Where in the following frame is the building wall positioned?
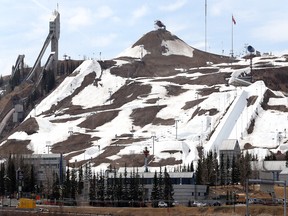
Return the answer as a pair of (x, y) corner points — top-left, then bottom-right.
(143, 184), (207, 206)
(22, 154), (66, 187)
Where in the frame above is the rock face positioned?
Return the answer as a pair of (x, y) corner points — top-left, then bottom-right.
(0, 28), (288, 172)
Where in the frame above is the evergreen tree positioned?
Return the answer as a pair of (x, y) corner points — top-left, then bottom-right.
(6, 154), (16, 195)
(89, 173), (96, 206)
(226, 156), (230, 185)
(231, 155), (240, 185)
(150, 171), (159, 207)
(70, 166), (77, 199)
(213, 151), (219, 186)
(51, 172), (60, 200)
(122, 165), (129, 206)
(115, 173), (123, 207)
(29, 165), (36, 193)
(158, 167), (163, 200)
(0, 163), (5, 196)
(206, 151), (213, 184)
(78, 165), (83, 195)
(97, 172), (105, 206)
(220, 153), (225, 186)
(163, 167), (174, 206)
(201, 156), (208, 184)
(191, 161), (194, 172)
(63, 167), (71, 198)
(239, 152), (252, 187)
(195, 158), (203, 184)
(0, 75), (3, 87)
(129, 169), (137, 207)
(285, 151), (288, 167)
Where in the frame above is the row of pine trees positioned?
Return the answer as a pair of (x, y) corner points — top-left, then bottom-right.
(0, 156), (174, 207)
(195, 150), (253, 187)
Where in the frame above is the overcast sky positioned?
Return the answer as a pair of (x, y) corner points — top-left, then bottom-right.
(1, 0), (288, 76)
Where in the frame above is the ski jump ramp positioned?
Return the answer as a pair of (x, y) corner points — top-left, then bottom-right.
(205, 81), (267, 152)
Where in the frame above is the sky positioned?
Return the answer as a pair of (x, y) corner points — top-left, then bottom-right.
(1, 0), (288, 76)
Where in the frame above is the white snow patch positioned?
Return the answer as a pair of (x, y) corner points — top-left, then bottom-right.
(161, 39), (193, 57)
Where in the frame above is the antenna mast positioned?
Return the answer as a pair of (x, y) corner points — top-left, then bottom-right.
(205, 0), (207, 52)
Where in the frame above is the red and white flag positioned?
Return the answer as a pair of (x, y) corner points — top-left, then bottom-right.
(232, 15), (236, 25)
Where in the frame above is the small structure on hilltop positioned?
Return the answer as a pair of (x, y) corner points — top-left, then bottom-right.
(154, 20), (166, 30)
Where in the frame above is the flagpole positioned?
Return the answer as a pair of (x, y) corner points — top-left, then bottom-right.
(231, 14), (234, 58)
(205, 0), (207, 52)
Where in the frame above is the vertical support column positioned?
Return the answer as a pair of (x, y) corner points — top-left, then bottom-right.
(285, 180), (287, 216)
(50, 10), (60, 76)
(246, 179), (249, 216)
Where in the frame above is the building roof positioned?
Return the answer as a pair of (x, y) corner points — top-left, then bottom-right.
(252, 160), (286, 171)
(219, 139), (240, 151)
(280, 167), (288, 175)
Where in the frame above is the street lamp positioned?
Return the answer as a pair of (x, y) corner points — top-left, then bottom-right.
(151, 132), (156, 155)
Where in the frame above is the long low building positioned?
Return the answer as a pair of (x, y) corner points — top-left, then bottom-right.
(107, 169), (207, 206)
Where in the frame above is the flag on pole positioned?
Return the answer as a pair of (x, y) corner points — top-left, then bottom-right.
(232, 15), (236, 25)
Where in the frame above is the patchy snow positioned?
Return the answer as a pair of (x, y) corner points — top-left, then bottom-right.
(161, 39), (194, 57)
(5, 46), (288, 172)
(116, 45), (149, 59)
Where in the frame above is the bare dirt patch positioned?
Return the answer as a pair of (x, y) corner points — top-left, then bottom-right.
(78, 110), (120, 129)
(130, 105), (166, 127)
(149, 157), (182, 167)
(152, 117), (175, 126)
(198, 86), (220, 96)
(14, 117), (39, 135)
(198, 108), (219, 116)
(52, 133), (93, 154)
(252, 66), (288, 93)
(247, 95), (258, 107)
(111, 81), (152, 107)
(92, 145), (126, 167)
(261, 89), (288, 112)
(182, 98), (206, 110)
(165, 85), (187, 97)
(0, 139), (32, 156)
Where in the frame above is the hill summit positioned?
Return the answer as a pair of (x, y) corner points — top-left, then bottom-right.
(113, 30), (231, 78)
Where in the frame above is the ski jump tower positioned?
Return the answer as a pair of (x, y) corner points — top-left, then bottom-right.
(25, 10), (60, 82)
(50, 10), (60, 73)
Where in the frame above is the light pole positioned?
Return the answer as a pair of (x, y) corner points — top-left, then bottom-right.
(68, 127), (73, 136)
(46, 141), (51, 154)
(151, 132), (156, 155)
(233, 191), (236, 212)
(175, 118), (180, 140)
(108, 88), (112, 104)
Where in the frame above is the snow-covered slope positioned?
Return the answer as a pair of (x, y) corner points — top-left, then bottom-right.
(1, 30), (288, 172)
